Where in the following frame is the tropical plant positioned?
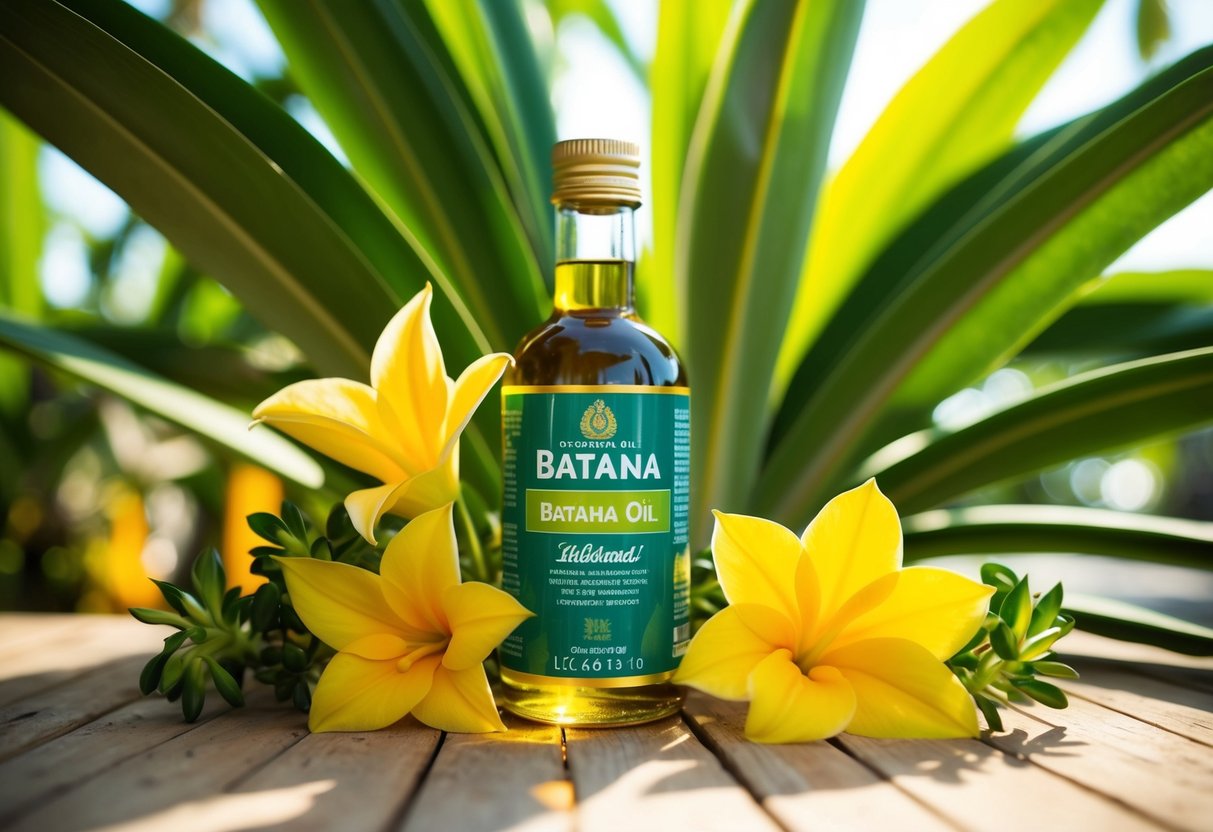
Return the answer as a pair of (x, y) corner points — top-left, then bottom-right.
(1, 0), (1211, 652)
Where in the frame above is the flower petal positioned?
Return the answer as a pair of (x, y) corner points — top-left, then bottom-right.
(378, 503), (461, 634)
(411, 663), (506, 733)
(744, 650), (856, 744)
(441, 581), (534, 671)
(371, 285), (448, 468)
(343, 633), (410, 661)
(822, 637), (979, 739)
(252, 378), (404, 482)
(344, 482), (406, 547)
(711, 511), (803, 623)
(388, 454), (461, 518)
(308, 652), (438, 733)
(440, 352), (513, 455)
(829, 568), (994, 660)
(672, 604), (786, 700)
(802, 479), (902, 619)
(276, 557), (403, 651)
(344, 460), (462, 546)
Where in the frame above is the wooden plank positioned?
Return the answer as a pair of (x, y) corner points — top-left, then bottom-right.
(565, 714), (782, 832)
(0, 695), (226, 825)
(230, 718), (440, 832)
(0, 653), (147, 761)
(402, 715), (570, 832)
(0, 616), (168, 708)
(837, 734), (1161, 832)
(1060, 631), (1213, 672)
(988, 695), (1213, 831)
(8, 691), (308, 832)
(0, 613), (81, 652)
(1062, 661), (1213, 747)
(684, 692), (953, 832)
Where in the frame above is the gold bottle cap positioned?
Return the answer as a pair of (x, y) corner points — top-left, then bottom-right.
(551, 138), (642, 207)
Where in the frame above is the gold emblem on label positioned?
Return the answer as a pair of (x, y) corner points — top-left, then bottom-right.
(579, 399), (617, 440)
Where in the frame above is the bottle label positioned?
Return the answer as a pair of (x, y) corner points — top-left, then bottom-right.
(499, 385), (691, 687)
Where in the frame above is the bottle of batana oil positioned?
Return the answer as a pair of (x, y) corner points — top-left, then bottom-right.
(498, 139), (690, 726)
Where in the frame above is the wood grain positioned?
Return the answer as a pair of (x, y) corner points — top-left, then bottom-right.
(989, 696), (1213, 831)
(232, 718), (441, 831)
(566, 714), (782, 832)
(1063, 661), (1213, 747)
(0, 616), (167, 708)
(8, 691), (307, 832)
(402, 715), (570, 832)
(683, 692), (953, 831)
(0, 694), (225, 824)
(0, 614), (1208, 832)
(838, 733), (1162, 832)
(0, 653), (147, 761)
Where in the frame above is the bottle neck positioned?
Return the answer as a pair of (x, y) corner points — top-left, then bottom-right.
(554, 204), (636, 311)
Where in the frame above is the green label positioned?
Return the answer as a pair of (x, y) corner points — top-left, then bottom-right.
(500, 386), (691, 684)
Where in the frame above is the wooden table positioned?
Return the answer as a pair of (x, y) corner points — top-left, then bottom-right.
(0, 614), (1210, 831)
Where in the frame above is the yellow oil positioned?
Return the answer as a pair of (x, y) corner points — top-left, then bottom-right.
(500, 259), (687, 726)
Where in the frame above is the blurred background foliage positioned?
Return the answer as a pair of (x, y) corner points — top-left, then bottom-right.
(0, 0), (1210, 649)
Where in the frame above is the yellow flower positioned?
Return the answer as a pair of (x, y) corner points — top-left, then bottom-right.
(674, 480), (993, 743)
(278, 503), (532, 733)
(252, 284), (511, 544)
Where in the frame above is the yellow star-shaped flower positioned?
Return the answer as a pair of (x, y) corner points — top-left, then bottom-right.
(253, 284), (511, 543)
(675, 480), (994, 743)
(278, 503), (533, 733)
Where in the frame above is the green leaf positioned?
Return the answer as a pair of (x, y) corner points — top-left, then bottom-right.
(250, 582), (282, 632)
(281, 501), (308, 543)
(647, 0), (732, 341)
(681, 0), (864, 543)
(1019, 626), (1063, 661)
(1029, 584), (1066, 636)
(1013, 679), (1068, 709)
(426, 0), (555, 266)
(138, 631), (189, 695)
(975, 694), (1004, 732)
(1022, 270), (1213, 358)
(980, 562), (1019, 597)
(0, 0), (385, 378)
(281, 643), (308, 674)
(1001, 578), (1033, 640)
(255, 0), (547, 355)
(546, 0), (646, 83)
(181, 659), (207, 723)
(0, 314), (325, 488)
(777, 0), (1103, 395)
(151, 579), (189, 617)
(867, 348), (1213, 515)
(1064, 593), (1213, 656)
(139, 652), (169, 697)
(903, 505), (1213, 571)
(763, 48), (1213, 525)
(292, 680), (312, 712)
(63, 324), (310, 408)
(990, 621), (1020, 660)
(190, 549), (226, 617)
(1076, 269), (1213, 304)
(247, 512), (290, 546)
(203, 656), (245, 709)
(0, 109), (42, 417)
(1136, 0), (1171, 61)
(128, 608), (188, 629)
(1031, 660), (1080, 679)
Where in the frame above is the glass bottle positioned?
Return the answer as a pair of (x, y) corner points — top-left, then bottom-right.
(498, 139), (691, 725)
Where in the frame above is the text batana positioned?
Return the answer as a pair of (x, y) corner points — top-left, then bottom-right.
(536, 450), (661, 480)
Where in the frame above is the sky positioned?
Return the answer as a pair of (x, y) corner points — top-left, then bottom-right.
(35, 0), (1213, 308)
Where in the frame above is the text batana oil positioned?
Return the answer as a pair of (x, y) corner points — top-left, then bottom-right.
(498, 139), (691, 726)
